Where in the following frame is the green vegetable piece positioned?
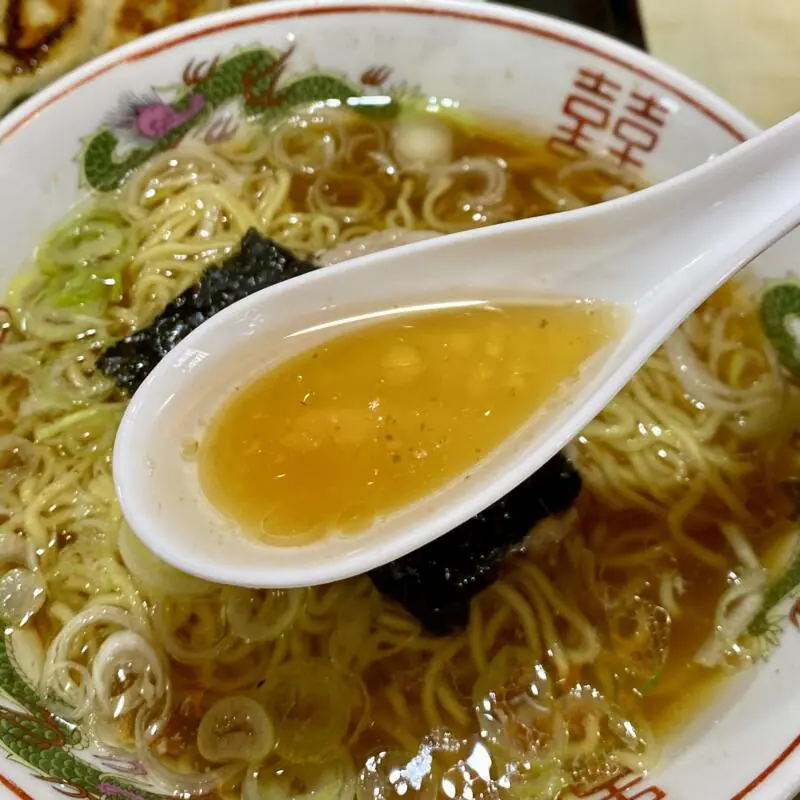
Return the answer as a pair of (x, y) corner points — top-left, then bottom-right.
(35, 205), (132, 314)
(760, 281), (800, 379)
(639, 668), (663, 697)
(748, 544), (800, 636)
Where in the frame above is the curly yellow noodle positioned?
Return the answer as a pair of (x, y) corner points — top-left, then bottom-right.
(476, 603), (512, 662)
(491, 582), (543, 659)
(385, 178), (417, 229)
(467, 602), (488, 675)
(376, 609), (420, 635)
(510, 573), (570, 680)
(421, 636), (468, 730)
(595, 530), (668, 569)
(518, 563), (601, 666)
(386, 681), (412, 726)
(0, 107), (791, 800)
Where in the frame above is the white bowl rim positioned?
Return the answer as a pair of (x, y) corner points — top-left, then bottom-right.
(0, 0), (761, 150)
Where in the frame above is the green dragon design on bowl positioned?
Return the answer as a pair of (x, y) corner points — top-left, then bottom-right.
(81, 44), (402, 192)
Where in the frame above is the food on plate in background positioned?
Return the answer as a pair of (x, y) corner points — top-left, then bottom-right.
(0, 0), (260, 116)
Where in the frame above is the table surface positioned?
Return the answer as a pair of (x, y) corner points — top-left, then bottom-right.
(639, 0), (800, 128)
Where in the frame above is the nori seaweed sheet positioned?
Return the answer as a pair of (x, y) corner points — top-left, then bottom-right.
(98, 229), (316, 393)
(369, 453), (582, 635)
(99, 228), (582, 634)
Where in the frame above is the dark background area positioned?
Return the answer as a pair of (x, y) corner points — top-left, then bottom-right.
(494, 0), (646, 49)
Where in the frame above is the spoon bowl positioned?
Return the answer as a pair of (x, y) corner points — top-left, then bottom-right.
(114, 110), (800, 588)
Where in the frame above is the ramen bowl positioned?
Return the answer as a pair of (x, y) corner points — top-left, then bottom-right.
(0, 2), (798, 800)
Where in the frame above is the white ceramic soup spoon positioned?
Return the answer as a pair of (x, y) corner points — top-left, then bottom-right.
(114, 110), (800, 588)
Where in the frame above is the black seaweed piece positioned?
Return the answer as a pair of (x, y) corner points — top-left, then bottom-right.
(98, 229), (316, 393)
(369, 453), (582, 635)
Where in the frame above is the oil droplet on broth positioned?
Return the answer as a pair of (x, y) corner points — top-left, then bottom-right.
(198, 301), (623, 543)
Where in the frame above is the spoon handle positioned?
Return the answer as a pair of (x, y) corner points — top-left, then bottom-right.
(627, 109), (800, 312)
(336, 111), (800, 320)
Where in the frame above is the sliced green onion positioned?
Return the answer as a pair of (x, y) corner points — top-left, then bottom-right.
(258, 660), (353, 763)
(0, 567), (46, 626)
(197, 696), (275, 764)
(118, 522), (216, 598)
(223, 586), (306, 642)
(243, 757), (356, 800)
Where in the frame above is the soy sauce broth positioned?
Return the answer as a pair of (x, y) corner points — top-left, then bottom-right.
(199, 300), (621, 543)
